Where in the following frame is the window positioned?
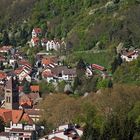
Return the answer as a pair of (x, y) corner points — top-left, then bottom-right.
(6, 90), (11, 93)
(6, 96), (11, 103)
(6, 97), (8, 103)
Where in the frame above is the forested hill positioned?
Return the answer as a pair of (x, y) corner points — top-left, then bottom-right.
(29, 0), (140, 51)
(0, 0), (140, 51)
(0, 0), (36, 29)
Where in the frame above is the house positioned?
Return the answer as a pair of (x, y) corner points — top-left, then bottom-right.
(39, 124), (83, 140)
(32, 28), (42, 38)
(19, 92), (40, 109)
(31, 37), (40, 47)
(91, 64), (106, 71)
(46, 40), (60, 51)
(14, 65), (32, 82)
(16, 69), (31, 82)
(51, 66), (76, 81)
(121, 50), (139, 62)
(0, 121), (39, 140)
(19, 94), (33, 109)
(42, 66), (76, 82)
(41, 57), (58, 68)
(0, 109), (33, 124)
(42, 69), (54, 83)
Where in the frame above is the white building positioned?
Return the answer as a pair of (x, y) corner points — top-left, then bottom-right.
(121, 50), (139, 62)
(86, 67), (93, 77)
(46, 40), (60, 51)
(0, 121), (37, 140)
(15, 66), (32, 83)
(39, 124), (83, 140)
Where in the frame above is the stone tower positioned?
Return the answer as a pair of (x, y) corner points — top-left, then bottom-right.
(5, 77), (19, 110)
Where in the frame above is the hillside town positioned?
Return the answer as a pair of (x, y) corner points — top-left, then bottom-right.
(0, 28), (84, 140)
(0, 27), (139, 140)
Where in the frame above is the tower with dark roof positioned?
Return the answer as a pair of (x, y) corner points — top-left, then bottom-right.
(4, 77), (19, 109)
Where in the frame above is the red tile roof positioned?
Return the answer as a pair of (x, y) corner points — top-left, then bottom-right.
(42, 58), (53, 65)
(92, 64), (105, 71)
(42, 70), (53, 78)
(30, 85), (39, 92)
(32, 37), (40, 43)
(19, 60), (32, 68)
(19, 91), (40, 107)
(19, 95), (32, 107)
(33, 28), (42, 33)
(0, 109), (33, 124)
(126, 51), (136, 57)
(14, 67), (24, 74)
(41, 57), (58, 66)
(19, 86), (40, 93)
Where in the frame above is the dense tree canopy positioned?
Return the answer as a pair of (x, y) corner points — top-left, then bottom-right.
(39, 84), (140, 138)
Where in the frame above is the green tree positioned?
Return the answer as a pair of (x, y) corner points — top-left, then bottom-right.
(97, 78), (112, 89)
(57, 80), (66, 93)
(2, 31), (10, 45)
(110, 53), (122, 73)
(128, 102), (140, 137)
(77, 58), (86, 71)
(23, 79), (31, 94)
(81, 103), (100, 140)
(39, 80), (55, 96)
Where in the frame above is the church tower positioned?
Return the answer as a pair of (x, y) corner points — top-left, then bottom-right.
(5, 77), (19, 110)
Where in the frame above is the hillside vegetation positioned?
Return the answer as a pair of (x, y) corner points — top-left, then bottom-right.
(30, 0), (140, 51)
(29, 0), (140, 86)
(0, 0), (36, 29)
(0, 0), (140, 51)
